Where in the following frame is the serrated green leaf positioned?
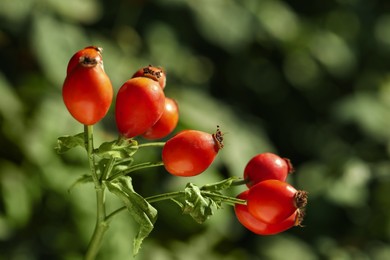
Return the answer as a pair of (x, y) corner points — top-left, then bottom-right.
(55, 132), (85, 153)
(105, 177), (157, 256)
(97, 138), (138, 159)
(68, 174), (93, 192)
(182, 183), (215, 224)
(200, 176), (240, 192)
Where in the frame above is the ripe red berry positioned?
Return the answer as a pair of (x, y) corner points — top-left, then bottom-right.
(235, 190), (303, 235)
(244, 153), (293, 187)
(247, 180), (308, 224)
(132, 65), (166, 89)
(142, 97), (179, 140)
(162, 127), (224, 177)
(115, 77), (165, 138)
(63, 47), (113, 125)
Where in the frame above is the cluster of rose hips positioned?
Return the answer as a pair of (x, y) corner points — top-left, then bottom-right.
(61, 46), (308, 256)
(63, 46), (223, 178)
(235, 153), (308, 235)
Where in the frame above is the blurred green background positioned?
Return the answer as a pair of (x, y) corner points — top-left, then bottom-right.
(2, 0), (390, 259)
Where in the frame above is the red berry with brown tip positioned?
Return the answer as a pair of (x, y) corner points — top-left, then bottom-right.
(244, 153), (293, 187)
(247, 180), (308, 224)
(162, 127), (223, 177)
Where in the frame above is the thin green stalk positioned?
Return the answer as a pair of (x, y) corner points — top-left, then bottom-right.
(84, 125), (108, 260)
(105, 189), (246, 222)
(136, 142), (165, 148)
(84, 125), (99, 186)
(200, 191), (246, 205)
(231, 178), (250, 186)
(146, 191), (185, 203)
(105, 191), (185, 222)
(101, 157), (116, 181)
(106, 161), (164, 182)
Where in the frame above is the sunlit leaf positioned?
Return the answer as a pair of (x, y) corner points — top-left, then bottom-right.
(181, 183), (221, 224)
(97, 138), (138, 159)
(55, 132), (85, 153)
(105, 177), (157, 256)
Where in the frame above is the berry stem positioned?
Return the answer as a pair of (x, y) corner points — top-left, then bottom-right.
(105, 189), (246, 222)
(105, 191), (184, 222)
(106, 161), (164, 182)
(231, 178), (251, 186)
(136, 142), (166, 148)
(84, 125), (108, 260)
(146, 191), (185, 203)
(199, 191), (247, 206)
(101, 157), (116, 181)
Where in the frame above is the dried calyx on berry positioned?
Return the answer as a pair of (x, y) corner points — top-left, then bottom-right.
(294, 190), (308, 209)
(79, 55), (102, 68)
(212, 125), (224, 150)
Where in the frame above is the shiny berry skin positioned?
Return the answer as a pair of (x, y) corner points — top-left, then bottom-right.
(142, 97), (179, 140)
(62, 48), (113, 125)
(66, 46), (103, 75)
(115, 77), (165, 138)
(247, 180), (308, 224)
(244, 153), (293, 187)
(162, 127), (223, 177)
(235, 190), (303, 235)
(132, 65), (166, 89)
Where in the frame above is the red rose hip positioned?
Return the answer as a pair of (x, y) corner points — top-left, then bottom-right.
(247, 180), (308, 224)
(115, 77), (165, 138)
(62, 46), (113, 125)
(142, 97), (179, 140)
(235, 190), (303, 235)
(162, 127), (224, 177)
(244, 152), (293, 187)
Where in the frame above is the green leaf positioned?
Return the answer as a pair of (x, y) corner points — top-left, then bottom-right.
(182, 183), (220, 224)
(105, 177), (157, 256)
(200, 176), (240, 192)
(97, 138), (138, 159)
(67, 174), (93, 192)
(55, 132), (85, 153)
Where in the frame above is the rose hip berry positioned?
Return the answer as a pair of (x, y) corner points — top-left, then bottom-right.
(244, 152), (293, 187)
(62, 46), (113, 125)
(247, 179), (308, 224)
(162, 127), (224, 177)
(142, 97), (179, 140)
(115, 77), (165, 138)
(235, 190), (303, 235)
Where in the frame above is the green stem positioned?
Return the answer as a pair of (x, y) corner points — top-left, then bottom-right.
(105, 206), (127, 223)
(106, 161), (164, 182)
(105, 191), (185, 222)
(200, 191), (246, 205)
(84, 125), (108, 260)
(84, 125), (99, 186)
(105, 189), (246, 222)
(101, 157), (116, 181)
(105, 191), (184, 222)
(136, 142), (165, 148)
(146, 191), (185, 203)
(231, 178), (250, 186)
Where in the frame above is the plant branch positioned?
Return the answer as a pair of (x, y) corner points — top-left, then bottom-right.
(106, 161), (164, 181)
(136, 142), (165, 148)
(84, 125), (108, 260)
(104, 189), (246, 222)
